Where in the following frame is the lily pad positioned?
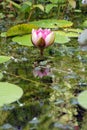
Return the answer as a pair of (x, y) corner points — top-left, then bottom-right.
(55, 30), (81, 38)
(6, 24), (38, 37)
(77, 90), (87, 109)
(30, 19), (73, 28)
(12, 34), (32, 47)
(55, 32), (70, 44)
(0, 82), (23, 107)
(64, 28), (83, 33)
(0, 32), (6, 37)
(0, 56), (11, 64)
(82, 20), (87, 28)
(50, 0), (65, 4)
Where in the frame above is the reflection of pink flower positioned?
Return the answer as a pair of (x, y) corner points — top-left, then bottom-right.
(33, 66), (50, 78)
(31, 28), (55, 55)
(74, 126), (79, 130)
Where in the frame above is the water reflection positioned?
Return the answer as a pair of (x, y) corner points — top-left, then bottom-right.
(33, 65), (51, 78)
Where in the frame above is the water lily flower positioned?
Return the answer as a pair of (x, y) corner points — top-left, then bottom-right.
(78, 29), (87, 51)
(31, 28), (55, 55)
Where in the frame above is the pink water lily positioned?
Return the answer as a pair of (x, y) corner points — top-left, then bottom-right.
(31, 28), (55, 55)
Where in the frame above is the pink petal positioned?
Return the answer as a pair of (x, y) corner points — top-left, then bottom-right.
(45, 32), (55, 47)
(32, 31), (38, 45)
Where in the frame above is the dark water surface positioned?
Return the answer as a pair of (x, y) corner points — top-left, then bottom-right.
(0, 20), (87, 130)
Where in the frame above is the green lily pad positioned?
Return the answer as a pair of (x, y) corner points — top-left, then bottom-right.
(6, 24), (38, 37)
(50, 0), (65, 4)
(77, 90), (87, 109)
(0, 56), (11, 64)
(55, 32), (70, 44)
(12, 32), (70, 45)
(12, 34), (32, 47)
(82, 20), (87, 28)
(65, 32), (79, 37)
(0, 82), (23, 107)
(0, 32), (6, 37)
(64, 28), (83, 33)
(55, 30), (80, 38)
(30, 19), (73, 28)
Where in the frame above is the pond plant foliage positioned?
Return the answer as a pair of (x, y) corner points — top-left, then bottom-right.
(0, 0), (87, 130)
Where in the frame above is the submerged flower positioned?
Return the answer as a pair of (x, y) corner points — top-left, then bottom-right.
(31, 28), (55, 55)
(33, 66), (50, 78)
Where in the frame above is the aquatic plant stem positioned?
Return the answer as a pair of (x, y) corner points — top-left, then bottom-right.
(0, 70), (47, 86)
(40, 48), (44, 56)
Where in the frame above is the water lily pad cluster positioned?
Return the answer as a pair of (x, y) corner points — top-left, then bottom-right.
(2, 19), (83, 46)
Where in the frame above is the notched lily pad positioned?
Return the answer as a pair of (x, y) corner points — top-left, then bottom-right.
(0, 56), (11, 64)
(0, 82), (23, 107)
(77, 90), (87, 109)
(12, 34), (32, 47)
(30, 19), (73, 28)
(6, 24), (38, 37)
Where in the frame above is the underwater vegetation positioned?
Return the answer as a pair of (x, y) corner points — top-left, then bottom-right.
(0, 0), (87, 130)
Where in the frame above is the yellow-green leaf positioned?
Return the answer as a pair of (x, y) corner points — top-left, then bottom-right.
(6, 24), (38, 37)
(68, 0), (76, 8)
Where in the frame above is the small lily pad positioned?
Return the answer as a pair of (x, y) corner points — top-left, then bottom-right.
(0, 82), (23, 107)
(12, 34), (32, 47)
(0, 56), (11, 64)
(0, 32), (6, 37)
(82, 20), (87, 28)
(77, 90), (87, 109)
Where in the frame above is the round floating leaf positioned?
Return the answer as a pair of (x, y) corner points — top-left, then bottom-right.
(30, 19), (73, 28)
(55, 31), (70, 44)
(6, 24), (38, 37)
(12, 34), (32, 47)
(77, 90), (87, 109)
(82, 20), (87, 28)
(0, 56), (11, 64)
(0, 82), (23, 107)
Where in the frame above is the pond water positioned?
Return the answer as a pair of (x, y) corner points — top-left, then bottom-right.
(0, 21), (87, 130)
